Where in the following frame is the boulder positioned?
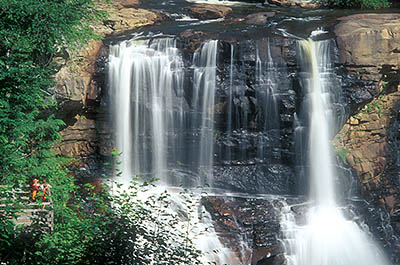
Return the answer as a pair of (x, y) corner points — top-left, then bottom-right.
(55, 115), (98, 158)
(186, 4), (232, 19)
(335, 14), (400, 81)
(105, 8), (162, 32)
(118, 0), (139, 7)
(244, 12), (275, 25)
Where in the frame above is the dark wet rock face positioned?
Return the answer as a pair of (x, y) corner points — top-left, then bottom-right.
(213, 163), (294, 194)
(203, 195), (292, 265)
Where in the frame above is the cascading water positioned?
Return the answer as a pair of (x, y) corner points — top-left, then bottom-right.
(255, 38), (281, 162)
(109, 38), (185, 182)
(281, 38), (391, 265)
(109, 37), (218, 186)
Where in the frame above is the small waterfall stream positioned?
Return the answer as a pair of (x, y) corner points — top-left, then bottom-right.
(281, 38), (391, 265)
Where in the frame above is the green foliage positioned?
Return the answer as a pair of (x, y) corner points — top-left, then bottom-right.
(1, 179), (204, 265)
(360, 99), (382, 114)
(334, 147), (350, 164)
(326, 0), (390, 8)
(0, 0), (103, 184)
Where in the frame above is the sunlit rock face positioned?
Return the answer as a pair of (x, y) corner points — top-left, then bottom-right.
(335, 14), (400, 111)
(335, 14), (400, 82)
(265, 0), (323, 8)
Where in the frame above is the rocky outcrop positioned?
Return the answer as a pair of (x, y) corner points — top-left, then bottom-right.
(56, 115), (98, 158)
(186, 4), (232, 19)
(118, 0), (139, 7)
(203, 195), (290, 265)
(333, 89), (400, 213)
(335, 14), (400, 82)
(333, 14), (400, 245)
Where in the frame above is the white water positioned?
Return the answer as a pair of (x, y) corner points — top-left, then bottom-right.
(282, 39), (391, 265)
(109, 38), (185, 181)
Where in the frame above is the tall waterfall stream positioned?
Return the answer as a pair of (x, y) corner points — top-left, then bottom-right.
(281, 39), (391, 265)
(107, 33), (392, 264)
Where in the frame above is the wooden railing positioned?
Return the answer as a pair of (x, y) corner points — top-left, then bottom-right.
(0, 185), (54, 232)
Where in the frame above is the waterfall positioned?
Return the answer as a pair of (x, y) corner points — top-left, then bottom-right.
(255, 38), (281, 162)
(109, 38), (218, 186)
(109, 38), (185, 182)
(281, 39), (391, 265)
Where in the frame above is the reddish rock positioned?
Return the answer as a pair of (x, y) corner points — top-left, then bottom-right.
(334, 91), (400, 216)
(186, 4), (232, 19)
(55, 116), (98, 158)
(335, 14), (400, 81)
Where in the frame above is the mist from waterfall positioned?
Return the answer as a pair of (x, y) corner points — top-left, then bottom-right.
(281, 39), (391, 265)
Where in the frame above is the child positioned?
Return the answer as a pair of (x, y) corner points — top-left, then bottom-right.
(32, 179), (40, 201)
(42, 180), (51, 201)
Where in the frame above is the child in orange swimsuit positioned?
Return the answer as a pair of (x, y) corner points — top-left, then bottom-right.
(32, 179), (40, 201)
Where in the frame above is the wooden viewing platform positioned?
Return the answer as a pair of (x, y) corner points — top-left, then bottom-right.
(0, 185), (54, 232)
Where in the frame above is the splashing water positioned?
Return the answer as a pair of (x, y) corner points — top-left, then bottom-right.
(282, 39), (391, 265)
